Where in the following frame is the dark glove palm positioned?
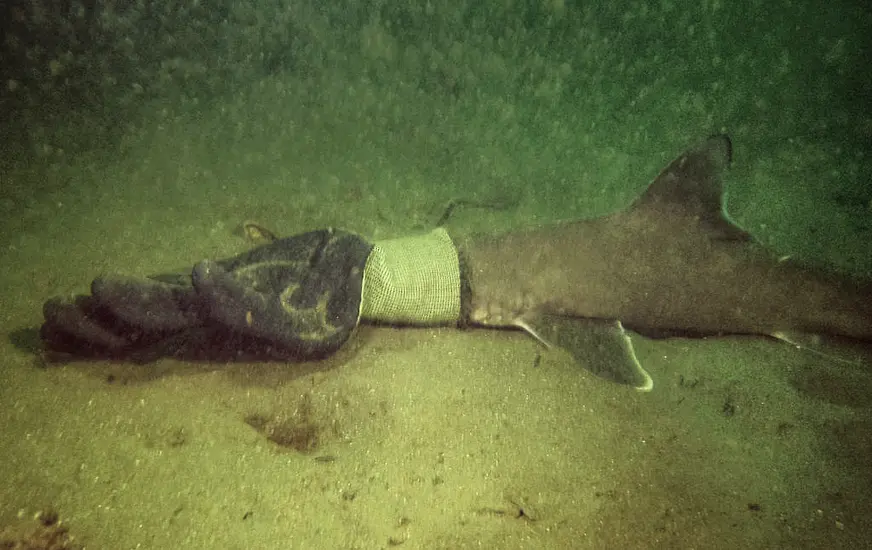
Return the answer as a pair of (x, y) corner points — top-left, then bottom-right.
(41, 229), (372, 362)
(192, 229), (372, 358)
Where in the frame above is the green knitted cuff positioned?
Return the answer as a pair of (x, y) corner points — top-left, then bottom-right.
(360, 228), (461, 325)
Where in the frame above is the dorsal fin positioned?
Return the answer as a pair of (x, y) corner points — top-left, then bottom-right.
(630, 134), (752, 242)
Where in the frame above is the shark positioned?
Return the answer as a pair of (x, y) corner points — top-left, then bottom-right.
(37, 136), (870, 388)
(452, 135), (872, 390)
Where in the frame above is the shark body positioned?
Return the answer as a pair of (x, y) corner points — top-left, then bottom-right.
(455, 135), (872, 389)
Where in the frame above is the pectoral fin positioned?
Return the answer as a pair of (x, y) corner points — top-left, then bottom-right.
(518, 315), (654, 391)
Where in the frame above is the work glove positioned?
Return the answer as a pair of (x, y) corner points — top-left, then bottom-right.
(40, 229), (372, 362)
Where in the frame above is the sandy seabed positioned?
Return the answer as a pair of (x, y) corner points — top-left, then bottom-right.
(2, 65), (872, 549)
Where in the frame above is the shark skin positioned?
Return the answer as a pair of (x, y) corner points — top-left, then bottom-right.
(455, 135), (872, 390)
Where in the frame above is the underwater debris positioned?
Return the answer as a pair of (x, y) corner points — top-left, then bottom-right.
(0, 508), (82, 550)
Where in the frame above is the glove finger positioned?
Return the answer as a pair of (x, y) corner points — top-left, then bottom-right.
(91, 275), (203, 332)
(41, 295), (134, 355)
(40, 296), (152, 361)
